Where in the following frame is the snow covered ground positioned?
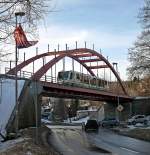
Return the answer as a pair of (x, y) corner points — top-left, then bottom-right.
(0, 137), (25, 153)
(41, 116), (90, 125)
(127, 123), (150, 130)
(0, 78), (25, 139)
(41, 119), (52, 124)
(71, 116), (89, 124)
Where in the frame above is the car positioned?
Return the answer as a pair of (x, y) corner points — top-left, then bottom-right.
(41, 107), (51, 120)
(84, 119), (99, 132)
(41, 112), (51, 120)
(100, 118), (120, 127)
(146, 115), (150, 121)
(127, 115), (148, 125)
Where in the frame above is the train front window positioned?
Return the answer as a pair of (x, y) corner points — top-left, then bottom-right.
(58, 71), (69, 80)
(58, 72), (63, 80)
(76, 73), (80, 80)
(63, 71), (69, 80)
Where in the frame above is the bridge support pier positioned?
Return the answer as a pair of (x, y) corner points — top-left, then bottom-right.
(104, 101), (132, 121)
(6, 81), (42, 134)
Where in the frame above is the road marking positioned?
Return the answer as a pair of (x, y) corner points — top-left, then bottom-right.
(120, 147), (139, 154)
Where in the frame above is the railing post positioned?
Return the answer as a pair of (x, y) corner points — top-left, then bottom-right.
(92, 43), (95, 51)
(85, 41), (86, 48)
(45, 75), (47, 82)
(10, 60), (12, 69)
(24, 52), (25, 61)
(23, 71), (25, 78)
(36, 47), (38, 56)
(54, 49), (56, 80)
(4, 67), (7, 74)
(51, 68), (53, 82)
(48, 44), (50, 52)
(33, 61), (34, 74)
(75, 41), (77, 49)
(58, 44), (60, 52)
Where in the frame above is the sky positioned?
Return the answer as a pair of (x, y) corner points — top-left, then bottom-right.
(2, 0), (145, 80)
(38, 0), (144, 80)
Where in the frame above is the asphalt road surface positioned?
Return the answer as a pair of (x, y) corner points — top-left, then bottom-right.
(47, 125), (150, 155)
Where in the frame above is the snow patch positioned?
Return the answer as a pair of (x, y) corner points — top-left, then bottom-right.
(0, 137), (25, 153)
(41, 119), (52, 124)
(127, 123), (150, 130)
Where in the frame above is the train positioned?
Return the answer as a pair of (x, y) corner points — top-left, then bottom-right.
(57, 70), (108, 90)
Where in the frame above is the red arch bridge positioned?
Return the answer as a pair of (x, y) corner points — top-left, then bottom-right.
(6, 48), (133, 103)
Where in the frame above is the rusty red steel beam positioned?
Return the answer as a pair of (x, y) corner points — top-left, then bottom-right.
(41, 81), (132, 98)
(80, 58), (102, 63)
(31, 53), (95, 80)
(83, 48), (128, 95)
(88, 65), (109, 69)
(32, 48), (127, 95)
(41, 81), (133, 102)
(75, 53), (94, 58)
(70, 55), (95, 76)
(6, 47), (127, 95)
(31, 54), (65, 80)
(6, 48), (89, 75)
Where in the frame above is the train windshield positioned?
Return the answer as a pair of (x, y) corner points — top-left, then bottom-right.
(58, 71), (70, 80)
(63, 71), (69, 80)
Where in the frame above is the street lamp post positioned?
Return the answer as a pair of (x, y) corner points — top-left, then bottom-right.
(14, 11), (25, 136)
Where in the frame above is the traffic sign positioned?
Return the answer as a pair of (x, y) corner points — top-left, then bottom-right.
(117, 104), (124, 112)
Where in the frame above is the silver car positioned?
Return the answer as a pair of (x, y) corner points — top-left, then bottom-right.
(127, 115), (148, 125)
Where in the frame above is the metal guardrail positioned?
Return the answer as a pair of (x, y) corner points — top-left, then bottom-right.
(5, 67), (57, 83)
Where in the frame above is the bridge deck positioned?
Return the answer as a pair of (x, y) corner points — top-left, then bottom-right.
(41, 81), (133, 103)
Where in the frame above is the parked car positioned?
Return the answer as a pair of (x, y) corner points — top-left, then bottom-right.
(84, 119), (99, 132)
(100, 118), (120, 127)
(146, 115), (150, 121)
(127, 115), (148, 125)
(41, 107), (51, 120)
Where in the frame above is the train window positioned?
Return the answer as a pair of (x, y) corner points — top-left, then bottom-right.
(63, 71), (69, 80)
(58, 72), (63, 80)
(93, 78), (96, 85)
(70, 72), (73, 79)
(98, 79), (101, 87)
(85, 76), (89, 84)
(76, 73), (80, 80)
(81, 74), (84, 82)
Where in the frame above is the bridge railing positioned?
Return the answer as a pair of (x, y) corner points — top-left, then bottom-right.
(40, 75), (57, 83)
(5, 67), (33, 79)
(5, 67), (57, 83)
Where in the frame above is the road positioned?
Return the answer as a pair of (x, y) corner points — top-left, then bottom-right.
(47, 125), (150, 155)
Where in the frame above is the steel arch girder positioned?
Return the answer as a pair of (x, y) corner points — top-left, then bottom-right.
(31, 53), (95, 80)
(85, 48), (127, 95)
(7, 52), (51, 75)
(6, 48), (127, 95)
(6, 49), (88, 75)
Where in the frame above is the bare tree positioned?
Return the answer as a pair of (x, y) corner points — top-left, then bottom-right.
(0, 0), (52, 62)
(128, 0), (150, 78)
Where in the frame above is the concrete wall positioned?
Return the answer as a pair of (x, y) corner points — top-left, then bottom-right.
(104, 97), (150, 120)
(131, 97), (150, 116)
(0, 77), (25, 136)
(6, 81), (42, 134)
(104, 102), (132, 121)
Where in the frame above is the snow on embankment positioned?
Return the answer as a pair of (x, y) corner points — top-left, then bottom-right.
(0, 78), (25, 138)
